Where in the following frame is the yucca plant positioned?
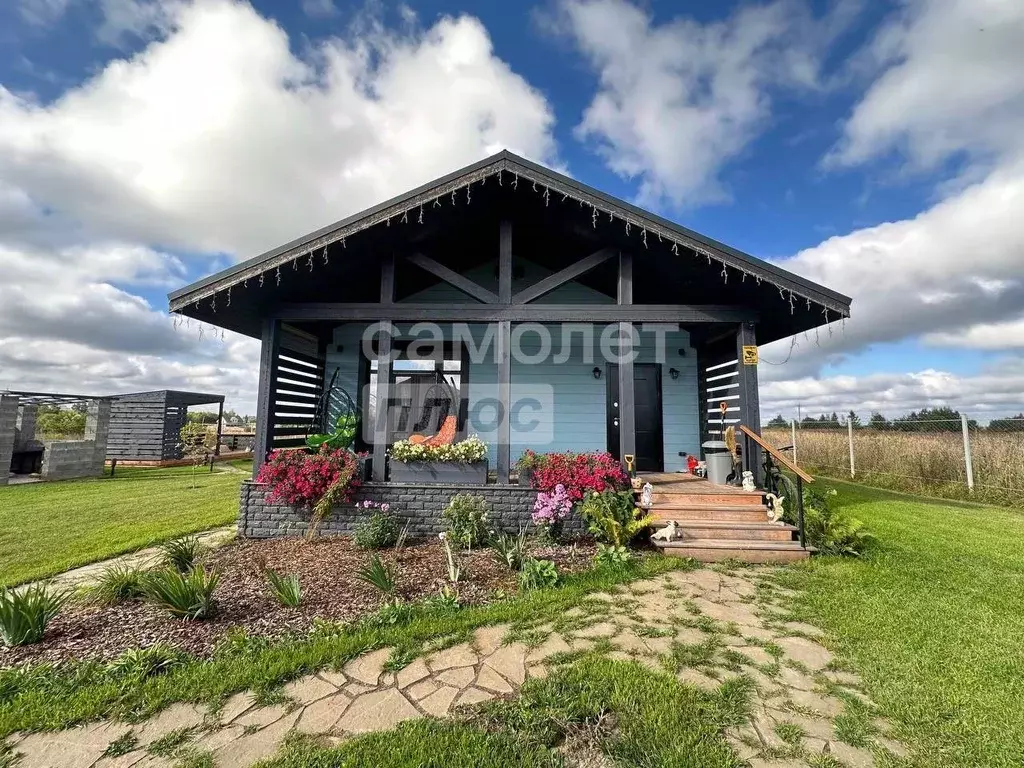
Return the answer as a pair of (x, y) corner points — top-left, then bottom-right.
(0, 584), (71, 647)
(355, 555), (396, 599)
(264, 568), (301, 607)
(140, 567), (219, 620)
(88, 564), (146, 606)
(160, 536), (202, 573)
(488, 528), (529, 571)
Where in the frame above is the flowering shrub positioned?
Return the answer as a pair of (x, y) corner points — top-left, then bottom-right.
(519, 450), (629, 502)
(256, 446), (359, 539)
(532, 484), (573, 539)
(442, 494), (489, 548)
(353, 501), (399, 550)
(390, 435), (487, 463)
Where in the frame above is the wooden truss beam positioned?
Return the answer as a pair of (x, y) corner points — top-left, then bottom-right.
(512, 247), (615, 304)
(406, 253), (499, 305)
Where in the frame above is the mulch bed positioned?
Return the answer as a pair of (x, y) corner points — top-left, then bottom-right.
(0, 537), (597, 669)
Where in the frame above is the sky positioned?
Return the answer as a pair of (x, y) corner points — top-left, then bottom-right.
(0, 0), (1022, 422)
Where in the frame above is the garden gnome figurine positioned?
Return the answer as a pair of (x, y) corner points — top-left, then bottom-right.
(640, 482), (653, 509)
(741, 470), (756, 493)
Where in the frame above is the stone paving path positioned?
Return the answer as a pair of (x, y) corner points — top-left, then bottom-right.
(23, 527), (236, 594)
(5, 565), (911, 768)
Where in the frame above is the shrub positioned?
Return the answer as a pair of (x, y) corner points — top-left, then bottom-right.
(518, 451), (629, 501)
(353, 503), (400, 549)
(389, 435), (487, 463)
(141, 567), (219, 620)
(593, 543), (632, 568)
(0, 585), (70, 647)
(531, 484), (573, 540)
(160, 536), (202, 573)
(256, 447), (360, 539)
(264, 568), (301, 607)
(799, 488), (875, 556)
(442, 494), (489, 548)
(579, 490), (654, 547)
(107, 643), (186, 682)
(489, 528), (528, 571)
(356, 555), (397, 599)
(89, 564), (146, 605)
(518, 558), (559, 591)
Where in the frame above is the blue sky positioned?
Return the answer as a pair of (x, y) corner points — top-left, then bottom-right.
(0, 0), (1021, 419)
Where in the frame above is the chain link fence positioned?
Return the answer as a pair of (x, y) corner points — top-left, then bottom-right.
(762, 412), (1024, 507)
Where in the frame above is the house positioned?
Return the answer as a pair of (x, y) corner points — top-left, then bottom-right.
(169, 151), (850, 559)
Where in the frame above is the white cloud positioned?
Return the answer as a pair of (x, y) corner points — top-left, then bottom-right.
(0, 0), (558, 258)
(17, 0), (71, 25)
(923, 316), (1024, 351)
(828, 0), (1024, 171)
(301, 0), (336, 19)
(551, 0), (854, 207)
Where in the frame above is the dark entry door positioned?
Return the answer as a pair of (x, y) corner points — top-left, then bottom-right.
(607, 364), (664, 472)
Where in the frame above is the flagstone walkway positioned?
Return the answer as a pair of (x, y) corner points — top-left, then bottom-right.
(5, 566), (910, 768)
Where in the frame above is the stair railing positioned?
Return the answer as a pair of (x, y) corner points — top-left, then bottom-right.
(738, 425), (814, 549)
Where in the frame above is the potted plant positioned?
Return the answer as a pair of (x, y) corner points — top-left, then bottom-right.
(388, 435), (488, 484)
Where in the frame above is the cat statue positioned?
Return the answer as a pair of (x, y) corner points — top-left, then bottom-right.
(741, 470), (756, 492)
(765, 493), (785, 523)
(651, 520), (678, 543)
(640, 482), (654, 509)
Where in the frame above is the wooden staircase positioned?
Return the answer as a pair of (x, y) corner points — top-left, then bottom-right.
(643, 474), (811, 563)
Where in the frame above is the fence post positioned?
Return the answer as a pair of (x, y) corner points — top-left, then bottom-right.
(961, 413), (975, 493)
(790, 419), (798, 466)
(848, 418), (856, 478)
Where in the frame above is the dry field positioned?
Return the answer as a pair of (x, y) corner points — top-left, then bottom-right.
(762, 427), (1024, 506)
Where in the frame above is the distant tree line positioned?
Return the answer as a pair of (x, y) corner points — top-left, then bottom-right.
(766, 407), (1023, 432)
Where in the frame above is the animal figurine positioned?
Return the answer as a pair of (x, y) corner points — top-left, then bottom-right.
(741, 470), (756, 493)
(765, 493), (786, 523)
(640, 482), (653, 509)
(651, 520), (677, 543)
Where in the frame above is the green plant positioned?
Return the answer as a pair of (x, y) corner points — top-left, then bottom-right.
(160, 536), (202, 573)
(140, 567), (219, 620)
(0, 585), (70, 647)
(88, 564), (146, 605)
(102, 731), (138, 758)
(799, 488), (875, 556)
(593, 543), (631, 568)
(107, 643), (186, 683)
(264, 568), (301, 607)
(439, 534), (462, 584)
(578, 490), (654, 547)
(425, 584), (461, 610)
(178, 422), (211, 489)
(518, 558), (559, 591)
(353, 507), (400, 550)
(356, 555), (397, 599)
(489, 528), (528, 571)
(442, 494), (489, 548)
(389, 435), (487, 463)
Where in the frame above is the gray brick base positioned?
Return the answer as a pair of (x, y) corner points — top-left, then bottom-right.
(239, 481), (587, 539)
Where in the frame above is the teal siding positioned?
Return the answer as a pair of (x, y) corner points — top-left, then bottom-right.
(323, 258), (700, 470)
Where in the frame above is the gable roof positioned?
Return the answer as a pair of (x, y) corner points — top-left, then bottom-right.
(169, 150), (850, 318)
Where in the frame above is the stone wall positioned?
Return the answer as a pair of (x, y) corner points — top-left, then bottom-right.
(0, 395), (18, 486)
(239, 481), (587, 540)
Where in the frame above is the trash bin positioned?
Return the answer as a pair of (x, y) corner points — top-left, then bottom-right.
(702, 440), (733, 485)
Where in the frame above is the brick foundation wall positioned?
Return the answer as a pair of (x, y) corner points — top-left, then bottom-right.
(239, 481), (587, 540)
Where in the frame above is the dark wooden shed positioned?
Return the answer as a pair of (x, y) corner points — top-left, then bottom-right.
(106, 390), (224, 462)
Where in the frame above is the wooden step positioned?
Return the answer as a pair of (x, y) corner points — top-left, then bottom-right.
(651, 505), (771, 522)
(651, 491), (764, 507)
(653, 520), (797, 542)
(655, 539), (812, 564)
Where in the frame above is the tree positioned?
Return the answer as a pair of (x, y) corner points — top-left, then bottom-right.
(893, 407), (973, 432)
(988, 414), (1024, 432)
(868, 412), (889, 430)
(178, 422), (211, 489)
(847, 410), (862, 428)
(766, 414), (789, 428)
(36, 406), (86, 439)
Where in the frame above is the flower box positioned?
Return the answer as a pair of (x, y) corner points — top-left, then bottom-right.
(389, 460), (488, 485)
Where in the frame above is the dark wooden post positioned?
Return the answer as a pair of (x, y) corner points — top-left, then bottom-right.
(372, 254), (396, 482)
(497, 220), (512, 483)
(253, 318), (282, 479)
(214, 400), (223, 457)
(736, 321), (762, 484)
(617, 251), (636, 467)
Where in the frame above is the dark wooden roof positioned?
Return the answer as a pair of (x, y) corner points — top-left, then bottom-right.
(112, 390), (225, 407)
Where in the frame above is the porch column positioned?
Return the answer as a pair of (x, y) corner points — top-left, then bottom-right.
(617, 252), (636, 466)
(214, 400), (223, 457)
(736, 321), (762, 484)
(253, 318), (282, 479)
(372, 254), (396, 482)
(497, 220), (512, 483)
(0, 395), (18, 487)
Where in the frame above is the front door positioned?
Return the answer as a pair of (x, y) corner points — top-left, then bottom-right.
(607, 364), (664, 472)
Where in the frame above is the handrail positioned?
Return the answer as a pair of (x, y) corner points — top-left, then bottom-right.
(739, 425), (814, 483)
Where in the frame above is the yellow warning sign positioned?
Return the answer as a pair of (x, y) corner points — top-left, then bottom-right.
(742, 345), (758, 365)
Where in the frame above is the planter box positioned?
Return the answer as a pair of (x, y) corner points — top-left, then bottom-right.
(389, 460), (488, 485)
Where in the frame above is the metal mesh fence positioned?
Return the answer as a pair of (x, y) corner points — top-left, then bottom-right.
(762, 414), (1024, 507)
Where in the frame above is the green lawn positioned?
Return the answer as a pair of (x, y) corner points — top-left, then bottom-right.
(775, 480), (1024, 768)
(0, 465), (244, 586)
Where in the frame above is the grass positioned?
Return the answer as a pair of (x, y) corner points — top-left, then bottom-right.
(773, 479), (1024, 768)
(0, 558), (681, 738)
(256, 655), (752, 767)
(0, 465), (244, 585)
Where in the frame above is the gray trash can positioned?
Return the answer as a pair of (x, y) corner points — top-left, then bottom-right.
(702, 440), (733, 485)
